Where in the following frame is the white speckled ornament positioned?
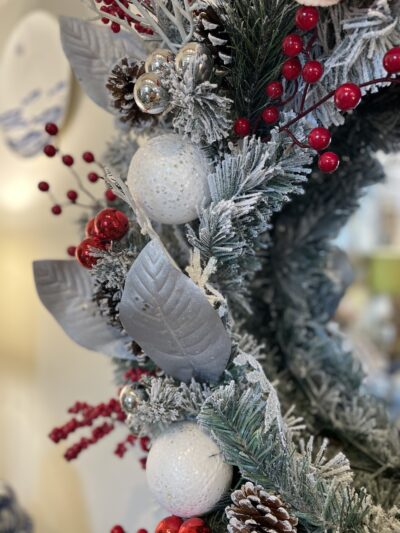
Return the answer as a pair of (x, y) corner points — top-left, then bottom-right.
(127, 134), (211, 225)
(146, 421), (233, 517)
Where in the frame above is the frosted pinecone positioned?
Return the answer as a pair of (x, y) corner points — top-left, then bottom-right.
(194, 5), (232, 66)
(226, 482), (298, 533)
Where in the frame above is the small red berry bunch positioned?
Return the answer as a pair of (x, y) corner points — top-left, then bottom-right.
(94, 0), (154, 35)
(156, 516), (211, 533)
(75, 207), (130, 269)
(111, 528), (148, 533)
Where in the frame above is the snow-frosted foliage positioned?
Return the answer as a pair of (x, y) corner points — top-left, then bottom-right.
(307, 0), (400, 127)
(102, 132), (139, 180)
(162, 56), (233, 144)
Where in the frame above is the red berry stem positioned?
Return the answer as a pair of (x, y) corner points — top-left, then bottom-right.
(66, 165), (99, 203)
(281, 127), (309, 149)
(300, 82), (310, 113)
(304, 29), (318, 59)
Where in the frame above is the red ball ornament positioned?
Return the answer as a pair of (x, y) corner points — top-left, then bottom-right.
(234, 117), (251, 137)
(383, 47), (400, 74)
(262, 106), (280, 125)
(83, 151), (95, 163)
(334, 83), (362, 111)
(282, 57), (302, 80)
(51, 204), (62, 215)
(67, 190), (78, 203)
(308, 127), (331, 151)
(44, 144), (57, 157)
(85, 218), (97, 238)
(75, 237), (108, 269)
(105, 189), (117, 202)
(302, 61), (324, 84)
(179, 518), (211, 533)
(88, 172), (100, 183)
(45, 123), (58, 135)
(110, 526), (125, 533)
(38, 181), (50, 192)
(282, 34), (303, 57)
(265, 81), (283, 100)
(318, 152), (340, 174)
(62, 155), (74, 166)
(295, 6), (319, 32)
(94, 208), (129, 240)
(67, 246), (77, 257)
(155, 515), (184, 533)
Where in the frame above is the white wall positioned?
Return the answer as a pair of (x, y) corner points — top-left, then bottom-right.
(0, 1), (164, 531)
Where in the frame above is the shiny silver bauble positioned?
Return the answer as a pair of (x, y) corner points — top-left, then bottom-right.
(145, 48), (174, 74)
(134, 72), (169, 115)
(175, 42), (213, 82)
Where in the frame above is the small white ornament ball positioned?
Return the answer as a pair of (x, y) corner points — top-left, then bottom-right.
(146, 421), (233, 518)
(127, 133), (211, 224)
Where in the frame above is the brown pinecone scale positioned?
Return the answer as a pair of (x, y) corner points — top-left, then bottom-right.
(226, 482), (298, 533)
(194, 5), (232, 66)
(106, 57), (152, 127)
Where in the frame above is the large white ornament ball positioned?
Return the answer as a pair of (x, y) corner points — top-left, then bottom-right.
(127, 134), (211, 224)
(146, 421), (233, 518)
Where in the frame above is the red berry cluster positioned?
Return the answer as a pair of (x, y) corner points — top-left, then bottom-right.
(114, 434), (150, 461)
(111, 527), (148, 533)
(75, 208), (129, 269)
(156, 516), (210, 533)
(95, 0), (153, 35)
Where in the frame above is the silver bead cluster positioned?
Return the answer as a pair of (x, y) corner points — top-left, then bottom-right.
(119, 384), (142, 414)
(133, 43), (213, 115)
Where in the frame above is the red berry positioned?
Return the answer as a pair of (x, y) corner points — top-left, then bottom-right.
(38, 181), (49, 192)
(85, 218), (97, 238)
(88, 172), (100, 183)
(318, 152), (340, 173)
(302, 61), (323, 84)
(234, 117), (251, 137)
(105, 189), (117, 202)
(308, 127), (331, 151)
(62, 155), (74, 166)
(282, 57), (302, 80)
(334, 83), (362, 111)
(51, 204), (62, 215)
(44, 144), (57, 157)
(75, 237), (108, 269)
(67, 190), (78, 203)
(262, 106), (280, 125)
(383, 47), (400, 74)
(111, 21), (121, 33)
(45, 123), (58, 135)
(110, 526), (125, 533)
(95, 208), (129, 240)
(265, 81), (283, 100)
(83, 151), (95, 163)
(67, 246), (77, 257)
(179, 518), (211, 533)
(282, 34), (303, 57)
(137, 530), (148, 533)
(155, 516), (184, 533)
(295, 6), (319, 31)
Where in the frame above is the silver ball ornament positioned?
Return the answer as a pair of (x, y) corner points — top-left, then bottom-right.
(134, 72), (169, 115)
(119, 384), (141, 414)
(145, 48), (174, 74)
(127, 133), (211, 225)
(175, 42), (213, 82)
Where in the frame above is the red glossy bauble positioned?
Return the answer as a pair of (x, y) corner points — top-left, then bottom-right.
(334, 83), (362, 111)
(155, 515), (183, 533)
(262, 106), (280, 125)
(94, 208), (129, 241)
(234, 117), (251, 137)
(282, 34), (303, 57)
(85, 218), (97, 238)
(318, 152), (340, 174)
(75, 237), (108, 269)
(308, 127), (331, 151)
(302, 61), (323, 84)
(282, 57), (302, 80)
(179, 518), (211, 533)
(265, 81), (283, 100)
(295, 6), (319, 31)
(383, 47), (400, 74)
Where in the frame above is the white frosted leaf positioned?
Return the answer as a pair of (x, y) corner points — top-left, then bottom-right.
(59, 17), (146, 111)
(119, 240), (231, 382)
(33, 260), (134, 359)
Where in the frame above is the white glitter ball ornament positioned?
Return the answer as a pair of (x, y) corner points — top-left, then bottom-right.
(146, 421), (233, 517)
(127, 134), (211, 224)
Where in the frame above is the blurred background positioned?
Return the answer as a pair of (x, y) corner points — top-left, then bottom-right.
(0, 1), (399, 532)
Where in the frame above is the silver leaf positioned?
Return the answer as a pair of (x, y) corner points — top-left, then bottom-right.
(33, 260), (134, 360)
(59, 17), (146, 111)
(119, 240), (231, 382)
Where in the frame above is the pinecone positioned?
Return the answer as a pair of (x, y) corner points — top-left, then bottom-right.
(106, 58), (153, 127)
(226, 482), (298, 533)
(194, 5), (232, 67)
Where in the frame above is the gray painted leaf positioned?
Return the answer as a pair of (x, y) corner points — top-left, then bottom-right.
(60, 17), (146, 111)
(33, 260), (134, 360)
(119, 240), (231, 382)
